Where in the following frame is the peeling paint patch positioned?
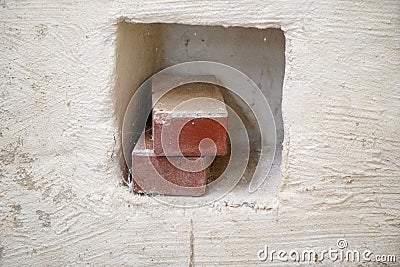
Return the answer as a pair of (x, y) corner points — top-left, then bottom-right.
(52, 186), (75, 204)
(14, 168), (37, 191)
(9, 203), (23, 228)
(36, 210), (51, 228)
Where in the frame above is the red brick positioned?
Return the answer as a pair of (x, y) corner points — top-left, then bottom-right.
(131, 125), (209, 196)
(152, 75), (228, 156)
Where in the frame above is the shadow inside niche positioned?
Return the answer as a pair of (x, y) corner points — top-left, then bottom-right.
(114, 22), (285, 195)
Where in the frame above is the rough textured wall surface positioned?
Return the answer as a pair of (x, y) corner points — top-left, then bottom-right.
(0, 0), (399, 266)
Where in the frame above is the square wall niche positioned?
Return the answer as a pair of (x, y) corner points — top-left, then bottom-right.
(115, 22), (285, 204)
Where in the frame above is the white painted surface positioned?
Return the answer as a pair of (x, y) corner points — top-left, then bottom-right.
(0, 0), (399, 266)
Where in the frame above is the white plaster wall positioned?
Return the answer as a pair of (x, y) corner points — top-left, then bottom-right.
(0, 0), (399, 266)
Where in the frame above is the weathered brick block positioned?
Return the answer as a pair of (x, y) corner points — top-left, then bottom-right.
(131, 125), (209, 196)
(152, 75), (228, 156)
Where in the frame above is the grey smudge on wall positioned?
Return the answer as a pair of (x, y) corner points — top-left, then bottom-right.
(36, 210), (51, 228)
(9, 203), (23, 228)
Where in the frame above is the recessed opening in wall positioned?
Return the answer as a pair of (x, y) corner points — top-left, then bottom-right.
(114, 22), (285, 204)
